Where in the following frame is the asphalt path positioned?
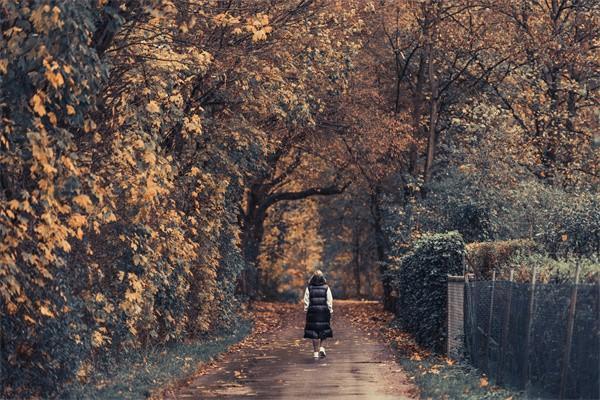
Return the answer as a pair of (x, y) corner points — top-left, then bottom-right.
(168, 301), (417, 399)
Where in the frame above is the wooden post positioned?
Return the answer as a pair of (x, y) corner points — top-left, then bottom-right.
(497, 269), (514, 384)
(523, 266), (537, 392)
(483, 270), (496, 373)
(559, 262), (581, 399)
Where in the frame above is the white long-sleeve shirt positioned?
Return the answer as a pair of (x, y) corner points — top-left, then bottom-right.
(303, 286), (333, 314)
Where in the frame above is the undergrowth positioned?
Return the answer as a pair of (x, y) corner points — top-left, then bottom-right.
(60, 320), (252, 399)
(395, 350), (524, 400)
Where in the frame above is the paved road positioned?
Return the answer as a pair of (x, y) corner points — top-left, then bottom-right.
(167, 301), (416, 399)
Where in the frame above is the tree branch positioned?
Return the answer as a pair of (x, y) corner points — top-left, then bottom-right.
(260, 181), (351, 212)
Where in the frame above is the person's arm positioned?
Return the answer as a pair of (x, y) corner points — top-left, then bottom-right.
(327, 287), (333, 314)
(303, 287), (310, 312)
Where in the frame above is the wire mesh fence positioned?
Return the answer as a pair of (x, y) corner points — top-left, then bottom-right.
(464, 279), (599, 399)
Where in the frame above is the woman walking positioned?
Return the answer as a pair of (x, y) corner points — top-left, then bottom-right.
(303, 270), (333, 359)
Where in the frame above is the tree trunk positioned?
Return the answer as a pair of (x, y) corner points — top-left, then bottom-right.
(370, 187), (394, 311)
(422, 30), (439, 195)
(239, 184), (268, 299)
(409, 53), (427, 176)
(353, 223), (361, 297)
(241, 216), (265, 298)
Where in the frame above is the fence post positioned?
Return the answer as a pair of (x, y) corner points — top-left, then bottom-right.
(447, 275), (465, 359)
(497, 269), (514, 385)
(464, 273), (477, 366)
(559, 262), (581, 399)
(483, 270), (496, 373)
(523, 266), (537, 392)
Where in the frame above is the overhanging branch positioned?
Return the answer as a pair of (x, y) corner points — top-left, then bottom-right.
(260, 181), (351, 212)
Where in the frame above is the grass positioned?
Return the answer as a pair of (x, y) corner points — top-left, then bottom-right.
(394, 347), (524, 400)
(60, 320), (252, 399)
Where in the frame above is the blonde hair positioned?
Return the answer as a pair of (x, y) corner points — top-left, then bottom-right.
(309, 270), (326, 285)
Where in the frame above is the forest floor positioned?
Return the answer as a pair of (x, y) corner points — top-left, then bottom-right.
(151, 301), (521, 400)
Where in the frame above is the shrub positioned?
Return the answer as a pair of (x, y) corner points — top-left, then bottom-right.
(466, 239), (539, 279)
(390, 232), (466, 353)
(507, 253), (599, 284)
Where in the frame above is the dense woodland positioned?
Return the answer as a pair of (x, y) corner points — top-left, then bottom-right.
(0, 0), (598, 397)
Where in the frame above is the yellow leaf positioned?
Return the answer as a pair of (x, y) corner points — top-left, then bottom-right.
(45, 69), (64, 89)
(190, 167), (201, 176)
(66, 105), (76, 115)
(39, 305), (55, 318)
(91, 330), (105, 348)
(76, 362), (90, 382)
(31, 93), (46, 116)
(8, 199), (19, 210)
(146, 100), (160, 113)
(61, 156), (79, 173)
(480, 377), (489, 387)
(68, 213), (87, 228)
(561, 234), (568, 241)
(60, 239), (71, 252)
(47, 112), (57, 126)
(6, 302), (17, 315)
(73, 194), (93, 211)
(143, 151), (156, 165)
(133, 139), (145, 149)
(83, 119), (96, 133)
(24, 315), (36, 325)
(252, 29), (268, 42)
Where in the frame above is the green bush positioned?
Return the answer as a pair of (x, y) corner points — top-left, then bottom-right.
(390, 232), (466, 353)
(466, 239), (539, 279)
(507, 253), (599, 283)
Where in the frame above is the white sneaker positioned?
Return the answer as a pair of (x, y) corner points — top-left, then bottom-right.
(319, 347), (326, 358)
(313, 351), (319, 359)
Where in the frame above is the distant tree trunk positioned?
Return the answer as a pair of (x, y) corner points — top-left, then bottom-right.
(370, 186), (394, 311)
(240, 191), (267, 299)
(409, 53), (427, 175)
(365, 261), (373, 298)
(353, 223), (361, 297)
(422, 26), (439, 195)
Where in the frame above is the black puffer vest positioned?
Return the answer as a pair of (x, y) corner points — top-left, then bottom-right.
(304, 283), (333, 339)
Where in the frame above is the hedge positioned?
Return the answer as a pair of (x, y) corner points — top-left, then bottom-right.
(465, 239), (538, 280)
(389, 232), (466, 353)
